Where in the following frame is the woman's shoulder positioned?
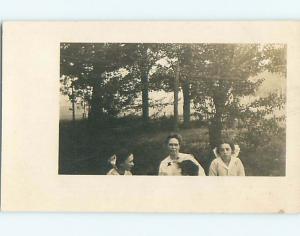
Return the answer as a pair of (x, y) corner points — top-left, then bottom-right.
(179, 153), (196, 160)
(160, 156), (171, 164)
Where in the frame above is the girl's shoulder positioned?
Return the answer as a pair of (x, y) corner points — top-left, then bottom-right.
(233, 157), (244, 165)
(106, 168), (120, 175)
(211, 157), (222, 165)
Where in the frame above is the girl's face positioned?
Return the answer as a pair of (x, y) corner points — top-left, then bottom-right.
(123, 154), (134, 171)
(168, 138), (180, 157)
(218, 143), (233, 160)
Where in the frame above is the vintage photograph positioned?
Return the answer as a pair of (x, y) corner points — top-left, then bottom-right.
(3, 21), (299, 212)
(59, 43), (286, 176)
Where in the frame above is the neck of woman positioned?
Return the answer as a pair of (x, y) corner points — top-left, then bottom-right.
(222, 156), (231, 166)
(170, 153), (179, 160)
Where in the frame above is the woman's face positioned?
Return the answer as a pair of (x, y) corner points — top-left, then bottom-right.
(123, 154), (134, 171)
(168, 138), (180, 157)
(218, 143), (232, 160)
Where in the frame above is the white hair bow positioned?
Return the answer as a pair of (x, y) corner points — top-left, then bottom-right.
(108, 154), (117, 167)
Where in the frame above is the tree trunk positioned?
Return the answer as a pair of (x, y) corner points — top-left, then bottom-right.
(89, 79), (103, 122)
(141, 69), (149, 125)
(82, 101), (86, 119)
(209, 93), (223, 150)
(71, 84), (76, 122)
(182, 80), (190, 128)
(209, 111), (222, 150)
(173, 61), (180, 131)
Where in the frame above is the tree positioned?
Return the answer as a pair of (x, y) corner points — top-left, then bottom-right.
(120, 43), (165, 125)
(60, 43), (138, 122)
(190, 44), (286, 149)
(180, 45), (195, 128)
(151, 44), (195, 129)
(60, 75), (93, 121)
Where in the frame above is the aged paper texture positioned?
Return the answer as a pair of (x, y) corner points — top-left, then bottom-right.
(1, 21), (300, 212)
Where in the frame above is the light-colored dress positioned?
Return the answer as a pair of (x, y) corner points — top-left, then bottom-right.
(209, 145), (245, 176)
(106, 168), (132, 175)
(158, 153), (206, 176)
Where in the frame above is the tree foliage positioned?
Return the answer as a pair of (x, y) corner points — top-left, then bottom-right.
(60, 43), (139, 120)
(187, 44), (286, 149)
(60, 43), (286, 150)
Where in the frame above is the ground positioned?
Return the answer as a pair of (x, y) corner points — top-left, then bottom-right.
(59, 119), (285, 176)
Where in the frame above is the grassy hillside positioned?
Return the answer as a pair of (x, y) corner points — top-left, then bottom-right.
(59, 119), (285, 176)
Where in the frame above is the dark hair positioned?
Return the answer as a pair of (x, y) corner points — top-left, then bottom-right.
(115, 149), (132, 167)
(165, 132), (183, 146)
(216, 141), (235, 154)
(178, 160), (199, 176)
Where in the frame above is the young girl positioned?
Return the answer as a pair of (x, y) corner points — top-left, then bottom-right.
(106, 149), (135, 175)
(209, 141), (245, 176)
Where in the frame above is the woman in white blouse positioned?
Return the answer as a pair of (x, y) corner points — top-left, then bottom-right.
(158, 133), (206, 176)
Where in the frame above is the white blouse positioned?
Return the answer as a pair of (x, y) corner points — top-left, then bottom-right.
(209, 157), (245, 176)
(158, 153), (206, 176)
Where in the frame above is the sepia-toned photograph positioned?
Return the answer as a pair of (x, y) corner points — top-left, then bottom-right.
(3, 21), (299, 213)
(59, 43), (286, 176)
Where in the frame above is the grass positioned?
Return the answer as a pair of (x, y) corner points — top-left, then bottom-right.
(59, 119), (286, 176)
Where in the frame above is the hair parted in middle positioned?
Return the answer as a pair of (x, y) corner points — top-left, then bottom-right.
(164, 132), (183, 146)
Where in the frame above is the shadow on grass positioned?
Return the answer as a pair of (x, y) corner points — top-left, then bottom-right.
(59, 118), (285, 176)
